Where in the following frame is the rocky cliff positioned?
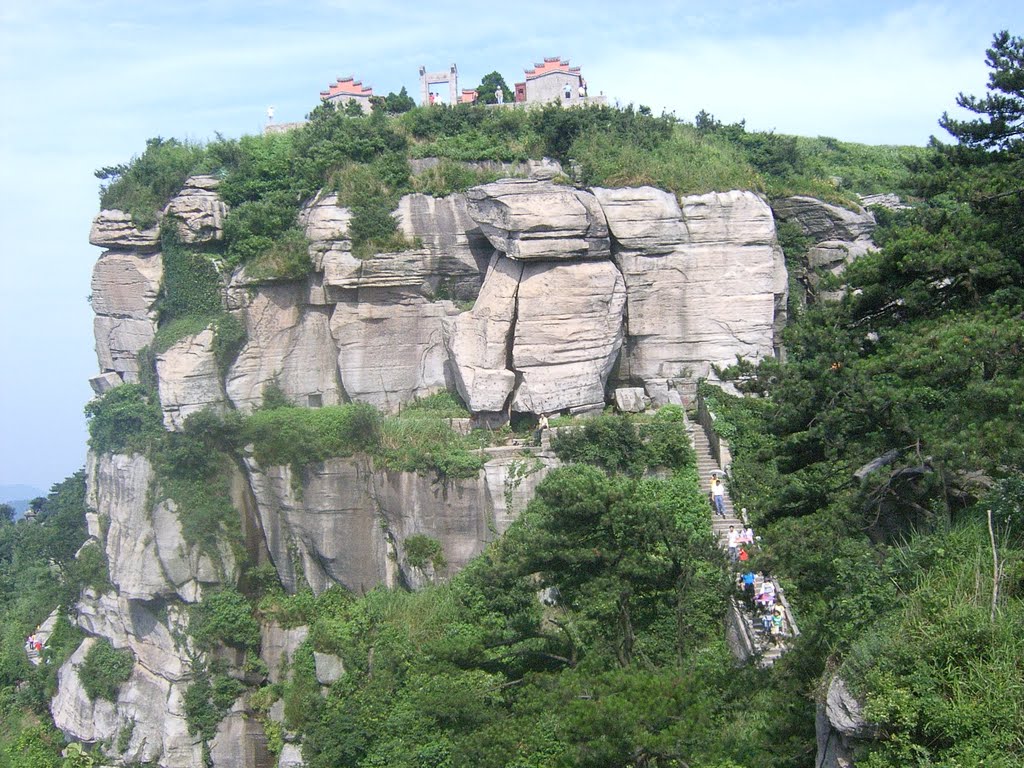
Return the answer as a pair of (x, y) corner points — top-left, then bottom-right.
(62, 169), (877, 767)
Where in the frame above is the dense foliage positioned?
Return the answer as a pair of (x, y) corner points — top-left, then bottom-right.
(705, 30), (1024, 765)
(77, 640), (133, 702)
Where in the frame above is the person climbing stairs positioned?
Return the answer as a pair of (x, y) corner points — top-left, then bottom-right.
(687, 414), (797, 667)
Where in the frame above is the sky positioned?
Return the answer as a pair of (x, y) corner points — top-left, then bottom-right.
(0, 0), (1021, 492)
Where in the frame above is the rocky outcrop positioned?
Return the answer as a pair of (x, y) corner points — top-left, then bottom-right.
(156, 327), (228, 429)
(164, 175), (228, 244)
(595, 188), (785, 395)
(331, 290), (460, 411)
(244, 452), (558, 595)
(772, 196), (877, 302)
(88, 451), (235, 602)
(91, 250), (163, 382)
(816, 674), (876, 768)
(89, 210), (161, 252)
(226, 284), (343, 412)
(209, 700), (273, 768)
(467, 179), (611, 261)
(444, 254), (523, 413)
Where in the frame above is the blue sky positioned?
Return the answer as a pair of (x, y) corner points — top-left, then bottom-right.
(1, 0), (1021, 491)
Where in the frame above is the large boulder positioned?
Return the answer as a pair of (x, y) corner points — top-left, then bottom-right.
(156, 327), (228, 430)
(511, 260), (626, 414)
(467, 179), (610, 261)
(226, 284), (343, 412)
(444, 254), (523, 413)
(164, 175), (227, 244)
(330, 290), (460, 412)
(89, 209), (161, 252)
(772, 196), (875, 243)
(91, 250), (163, 382)
(816, 674), (877, 768)
(595, 188), (786, 391)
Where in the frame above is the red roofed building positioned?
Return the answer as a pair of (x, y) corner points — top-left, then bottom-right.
(518, 57), (585, 104)
(320, 77), (374, 113)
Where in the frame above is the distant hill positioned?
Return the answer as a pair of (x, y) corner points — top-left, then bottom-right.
(0, 484), (44, 519)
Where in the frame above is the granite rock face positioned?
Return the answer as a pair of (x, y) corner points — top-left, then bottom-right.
(595, 187), (785, 390)
(244, 453), (559, 595)
(226, 284), (343, 412)
(511, 260), (627, 413)
(89, 210), (161, 252)
(467, 179), (611, 261)
(330, 291), (461, 411)
(156, 327), (227, 429)
(164, 175), (228, 244)
(91, 250), (163, 382)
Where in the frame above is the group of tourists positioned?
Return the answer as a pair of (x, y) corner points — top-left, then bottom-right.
(25, 633), (44, 655)
(738, 569), (786, 644)
(710, 472), (789, 647)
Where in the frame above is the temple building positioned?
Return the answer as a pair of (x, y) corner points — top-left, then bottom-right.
(320, 76), (374, 113)
(516, 57), (587, 104)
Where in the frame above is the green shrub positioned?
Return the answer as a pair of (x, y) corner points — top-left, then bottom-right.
(411, 160), (502, 198)
(84, 383), (164, 455)
(183, 670), (245, 743)
(157, 227), (222, 325)
(245, 402), (383, 470)
(211, 313), (247, 379)
(189, 587), (260, 652)
(78, 640), (133, 702)
(404, 534), (447, 570)
(96, 137), (207, 228)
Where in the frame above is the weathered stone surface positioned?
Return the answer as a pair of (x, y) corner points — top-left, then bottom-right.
(806, 239), (876, 272)
(152, 498), (237, 602)
(395, 192), (492, 283)
(300, 191), (352, 251)
(210, 701), (273, 768)
(467, 179), (610, 261)
(91, 250), (163, 381)
(89, 209), (161, 251)
(76, 590), (192, 682)
(156, 327), (227, 430)
(226, 284), (343, 412)
(314, 652), (345, 685)
(600, 188), (785, 387)
(88, 451), (233, 602)
(444, 254), (523, 412)
(52, 637), (202, 767)
(816, 674), (875, 768)
(772, 196), (875, 243)
(826, 675), (873, 738)
(88, 452), (166, 600)
(614, 387), (649, 413)
(261, 623), (310, 684)
(89, 371), (123, 395)
(278, 744), (306, 767)
(52, 638), (120, 744)
(511, 260), (626, 414)
(164, 175), (227, 244)
(590, 186), (687, 253)
(244, 453), (558, 595)
(330, 290), (460, 412)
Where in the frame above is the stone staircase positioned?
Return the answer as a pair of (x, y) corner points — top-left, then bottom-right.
(688, 415), (794, 667)
(24, 607), (61, 666)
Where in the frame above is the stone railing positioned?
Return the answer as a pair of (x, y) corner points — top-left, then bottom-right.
(695, 387), (732, 472)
